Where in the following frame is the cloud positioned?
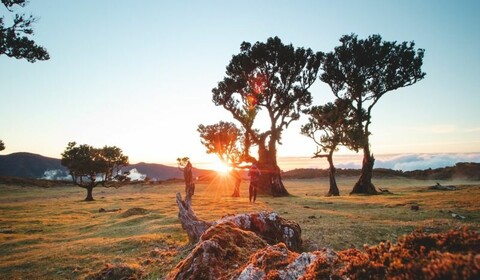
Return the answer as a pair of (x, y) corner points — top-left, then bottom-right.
(41, 169), (71, 180)
(126, 168), (147, 181)
(465, 127), (480, 133)
(41, 168), (148, 182)
(427, 125), (456, 134)
(373, 153), (480, 171)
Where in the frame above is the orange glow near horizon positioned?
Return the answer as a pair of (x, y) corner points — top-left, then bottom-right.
(209, 157), (231, 176)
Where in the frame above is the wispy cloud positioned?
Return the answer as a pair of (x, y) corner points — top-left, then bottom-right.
(427, 125), (457, 134)
(465, 127), (480, 133)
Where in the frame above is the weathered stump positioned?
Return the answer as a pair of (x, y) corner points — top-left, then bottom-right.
(175, 193), (211, 243)
(175, 192), (302, 251)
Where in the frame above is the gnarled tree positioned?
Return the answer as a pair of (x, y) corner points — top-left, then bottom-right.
(61, 142), (129, 201)
(301, 99), (358, 196)
(320, 34), (425, 194)
(212, 36), (323, 196)
(1, 0), (49, 62)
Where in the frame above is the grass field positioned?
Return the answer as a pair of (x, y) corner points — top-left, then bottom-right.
(0, 176), (479, 279)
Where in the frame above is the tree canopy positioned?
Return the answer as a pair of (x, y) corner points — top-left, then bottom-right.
(0, 139), (5, 151)
(212, 36), (323, 196)
(61, 142), (129, 201)
(320, 34), (426, 194)
(197, 121), (242, 168)
(1, 0), (49, 62)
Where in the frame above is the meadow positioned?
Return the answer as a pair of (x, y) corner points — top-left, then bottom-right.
(0, 176), (479, 279)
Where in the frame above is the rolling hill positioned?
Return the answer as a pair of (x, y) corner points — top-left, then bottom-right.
(0, 152), (203, 180)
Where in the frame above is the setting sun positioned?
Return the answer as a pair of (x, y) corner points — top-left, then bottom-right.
(210, 158), (230, 175)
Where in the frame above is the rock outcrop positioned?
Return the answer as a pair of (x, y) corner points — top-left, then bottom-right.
(167, 222), (268, 279)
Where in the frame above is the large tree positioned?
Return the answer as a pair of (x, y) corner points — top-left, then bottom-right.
(301, 99), (358, 196)
(61, 142), (129, 201)
(212, 36), (323, 196)
(320, 34), (425, 194)
(1, 0), (49, 62)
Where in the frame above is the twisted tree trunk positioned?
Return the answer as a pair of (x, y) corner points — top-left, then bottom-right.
(351, 144), (378, 195)
(326, 152), (340, 197)
(175, 193), (212, 243)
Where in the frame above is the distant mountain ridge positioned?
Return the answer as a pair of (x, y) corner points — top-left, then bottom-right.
(1, 152), (479, 181)
(0, 152), (65, 179)
(0, 152), (199, 180)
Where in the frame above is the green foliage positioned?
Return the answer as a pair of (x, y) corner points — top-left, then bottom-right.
(320, 33), (426, 143)
(60, 142), (129, 197)
(212, 36), (323, 159)
(0, 139), (5, 151)
(302, 99), (357, 156)
(197, 121), (242, 167)
(1, 0), (49, 62)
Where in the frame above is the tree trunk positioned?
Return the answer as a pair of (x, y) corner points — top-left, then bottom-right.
(326, 153), (340, 197)
(85, 186), (94, 201)
(351, 145), (378, 195)
(256, 140), (288, 197)
(232, 178), (241, 197)
(175, 193), (212, 243)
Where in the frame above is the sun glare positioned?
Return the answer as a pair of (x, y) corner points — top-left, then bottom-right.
(211, 159), (230, 175)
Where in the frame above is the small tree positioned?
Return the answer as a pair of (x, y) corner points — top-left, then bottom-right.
(176, 157), (190, 171)
(320, 34), (425, 194)
(61, 142), (129, 201)
(198, 121), (243, 196)
(212, 36), (323, 196)
(0, 139), (5, 151)
(198, 121), (243, 168)
(302, 99), (357, 196)
(1, 0), (49, 62)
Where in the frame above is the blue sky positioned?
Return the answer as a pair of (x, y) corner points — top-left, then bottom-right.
(1, 0), (479, 170)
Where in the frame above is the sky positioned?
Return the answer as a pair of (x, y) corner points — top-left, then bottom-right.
(1, 0), (479, 171)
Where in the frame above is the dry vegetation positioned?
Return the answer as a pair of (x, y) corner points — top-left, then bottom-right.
(0, 176), (479, 279)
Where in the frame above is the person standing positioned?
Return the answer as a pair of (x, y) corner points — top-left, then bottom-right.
(184, 161), (194, 198)
(248, 163), (261, 203)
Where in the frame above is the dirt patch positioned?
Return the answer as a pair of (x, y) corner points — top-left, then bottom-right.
(119, 208), (149, 218)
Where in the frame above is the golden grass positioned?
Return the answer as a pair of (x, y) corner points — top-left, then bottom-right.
(0, 177), (479, 279)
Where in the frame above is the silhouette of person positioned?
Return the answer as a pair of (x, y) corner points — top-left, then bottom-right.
(184, 161), (194, 197)
(248, 163), (261, 203)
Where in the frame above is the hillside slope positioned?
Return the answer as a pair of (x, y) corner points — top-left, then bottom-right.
(0, 153), (197, 180)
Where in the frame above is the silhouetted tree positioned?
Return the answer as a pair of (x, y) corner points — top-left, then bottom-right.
(198, 121), (242, 167)
(0, 139), (5, 151)
(61, 142), (129, 201)
(1, 0), (49, 62)
(212, 36), (323, 196)
(321, 34), (425, 194)
(198, 121), (243, 196)
(176, 157), (190, 171)
(302, 99), (357, 196)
